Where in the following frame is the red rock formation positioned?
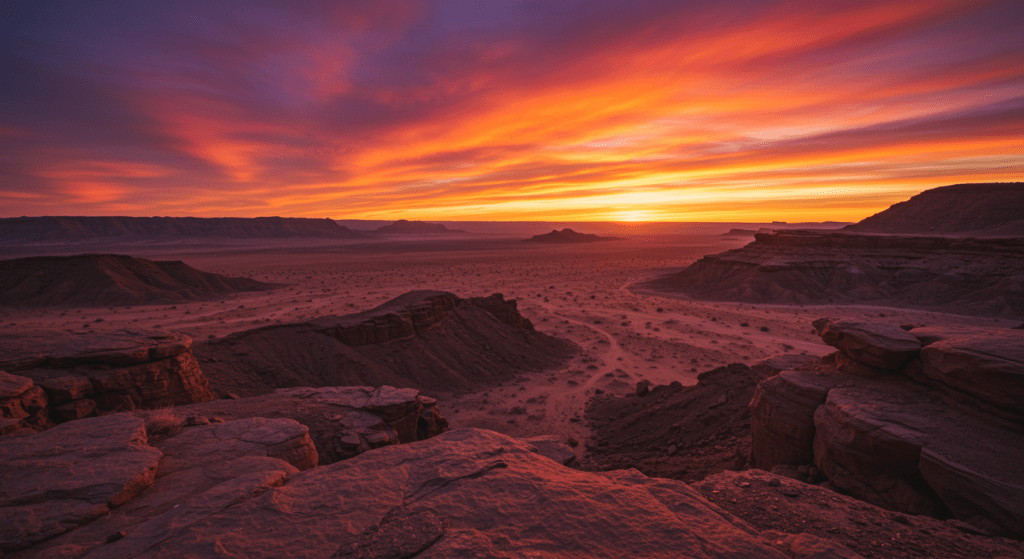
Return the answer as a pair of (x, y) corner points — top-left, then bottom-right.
(650, 230), (1024, 318)
(748, 319), (1024, 538)
(196, 290), (574, 395)
(0, 330), (216, 433)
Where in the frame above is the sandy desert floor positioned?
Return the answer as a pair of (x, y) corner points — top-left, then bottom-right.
(2, 235), (1016, 458)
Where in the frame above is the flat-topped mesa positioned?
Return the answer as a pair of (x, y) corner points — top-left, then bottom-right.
(196, 290), (574, 396)
(0, 330), (215, 434)
(749, 318), (1024, 538)
(650, 229), (1024, 318)
(522, 228), (623, 243)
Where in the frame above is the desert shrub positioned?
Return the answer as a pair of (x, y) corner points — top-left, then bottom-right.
(145, 407), (183, 437)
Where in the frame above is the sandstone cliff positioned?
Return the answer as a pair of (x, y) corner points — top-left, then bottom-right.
(0, 330), (216, 434)
(651, 230), (1024, 318)
(749, 319), (1024, 538)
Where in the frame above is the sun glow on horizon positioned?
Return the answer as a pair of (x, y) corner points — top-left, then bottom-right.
(1, 0), (1021, 221)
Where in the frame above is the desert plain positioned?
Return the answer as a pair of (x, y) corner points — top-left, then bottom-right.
(2, 230), (1012, 453)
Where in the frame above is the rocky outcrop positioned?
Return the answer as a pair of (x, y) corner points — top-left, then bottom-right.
(650, 230), (1024, 318)
(158, 416), (318, 472)
(196, 290), (575, 395)
(268, 385), (447, 461)
(812, 319), (921, 370)
(749, 369), (841, 471)
(0, 254), (280, 308)
(0, 371), (50, 433)
(132, 384), (448, 465)
(918, 329), (1024, 414)
(3, 414), (316, 556)
(748, 319), (1024, 538)
(0, 415), (163, 552)
(0, 330), (216, 433)
(35, 428), (812, 559)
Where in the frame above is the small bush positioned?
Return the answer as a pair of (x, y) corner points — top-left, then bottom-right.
(145, 407), (183, 437)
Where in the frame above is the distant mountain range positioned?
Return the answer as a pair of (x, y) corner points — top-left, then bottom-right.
(0, 216), (359, 242)
(523, 228), (624, 243)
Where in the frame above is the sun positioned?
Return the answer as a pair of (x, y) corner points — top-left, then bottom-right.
(615, 209), (651, 222)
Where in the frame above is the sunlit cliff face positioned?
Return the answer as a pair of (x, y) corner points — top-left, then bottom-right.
(1, 0), (1021, 221)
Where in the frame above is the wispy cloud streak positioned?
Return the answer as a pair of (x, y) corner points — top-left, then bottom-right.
(1, 0), (1021, 220)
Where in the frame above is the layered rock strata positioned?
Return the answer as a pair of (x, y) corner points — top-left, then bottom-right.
(749, 318), (1024, 538)
(0, 330), (216, 433)
(0, 414), (316, 555)
(131, 384), (448, 465)
(196, 290), (575, 395)
(650, 230), (1024, 317)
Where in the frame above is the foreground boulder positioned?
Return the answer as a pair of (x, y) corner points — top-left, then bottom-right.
(0, 415), (162, 552)
(749, 319), (1024, 538)
(2, 414), (316, 556)
(812, 319), (920, 370)
(195, 290), (576, 395)
(0, 330), (215, 433)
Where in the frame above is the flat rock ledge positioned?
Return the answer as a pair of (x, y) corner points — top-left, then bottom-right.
(0, 330), (215, 434)
(0, 414), (162, 552)
(1, 414), (317, 556)
(750, 318), (1024, 538)
(52, 428), (859, 559)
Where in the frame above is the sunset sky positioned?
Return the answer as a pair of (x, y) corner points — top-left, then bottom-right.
(1, 0), (1021, 222)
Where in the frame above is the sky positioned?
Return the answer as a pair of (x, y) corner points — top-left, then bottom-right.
(1, 0), (1022, 222)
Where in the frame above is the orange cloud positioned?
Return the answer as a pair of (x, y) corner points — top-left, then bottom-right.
(2, 0), (1021, 221)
